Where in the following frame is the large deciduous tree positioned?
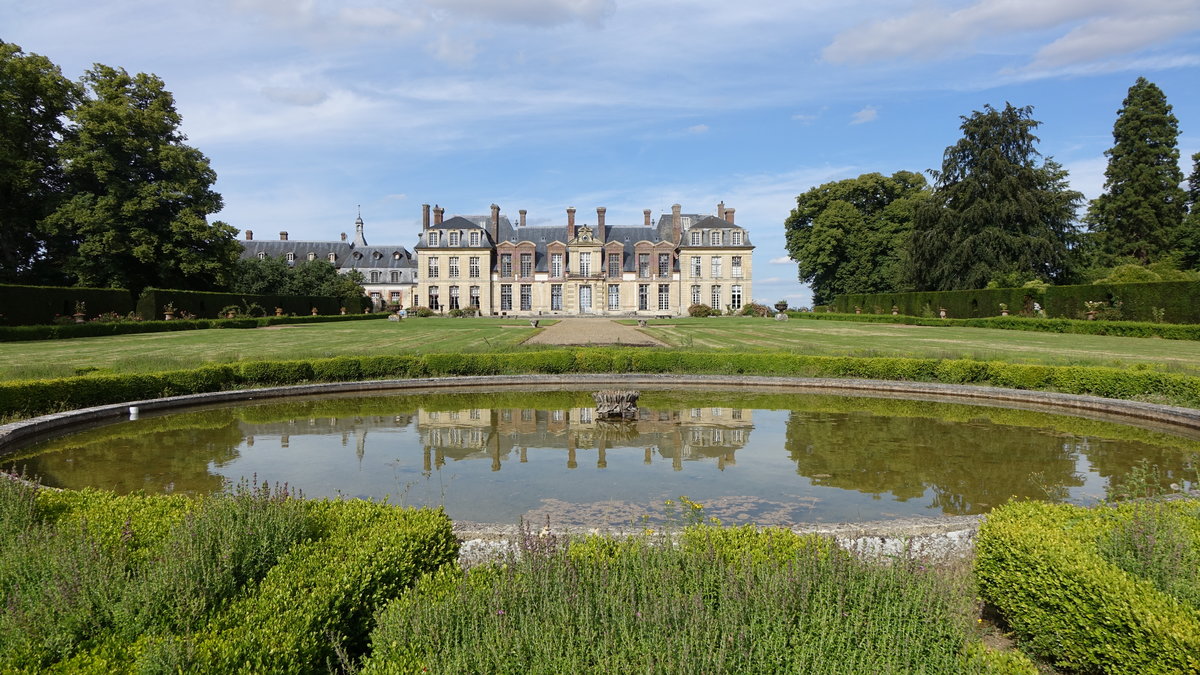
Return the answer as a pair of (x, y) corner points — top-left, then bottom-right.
(0, 42), (79, 283)
(44, 64), (238, 292)
(783, 171), (928, 305)
(909, 103), (1082, 291)
(1086, 77), (1186, 265)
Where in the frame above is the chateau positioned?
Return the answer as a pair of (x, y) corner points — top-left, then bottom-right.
(239, 203), (754, 317)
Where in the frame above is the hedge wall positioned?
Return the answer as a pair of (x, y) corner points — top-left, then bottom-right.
(786, 312), (1200, 341)
(0, 312), (391, 343)
(833, 281), (1200, 323)
(135, 288), (351, 320)
(5, 350), (1200, 419)
(0, 284), (134, 326)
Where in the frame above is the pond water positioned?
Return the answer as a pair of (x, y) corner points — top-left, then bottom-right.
(7, 389), (1199, 527)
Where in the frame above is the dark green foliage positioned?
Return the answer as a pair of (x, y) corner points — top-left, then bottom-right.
(42, 65), (238, 293)
(910, 104), (1082, 290)
(233, 258), (368, 312)
(1087, 78), (1187, 266)
(1097, 502), (1200, 611)
(784, 171), (928, 305)
(0, 283), (133, 325)
(0, 312), (387, 342)
(834, 285), (1037, 319)
(687, 303), (716, 317)
(136, 287), (343, 320)
(0, 42), (80, 284)
(364, 526), (974, 673)
(796, 310), (1200, 340)
(976, 500), (1200, 673)
(1178, 152), (1200, 269)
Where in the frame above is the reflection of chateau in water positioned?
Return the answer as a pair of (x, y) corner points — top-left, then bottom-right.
(242, 414), (416, 461)
(417, 406), (753, 472)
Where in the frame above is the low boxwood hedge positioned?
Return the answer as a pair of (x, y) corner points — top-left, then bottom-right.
(789, 311), (1200, 341)
(976, 500), (1200, 673)
(4, 350), (1200, 420)
(0, 313), (390, 343)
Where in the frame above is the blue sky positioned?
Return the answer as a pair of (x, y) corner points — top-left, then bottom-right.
(6, 0), (1200, 307)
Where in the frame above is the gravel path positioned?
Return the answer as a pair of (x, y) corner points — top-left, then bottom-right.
(524, 318), (667, 347)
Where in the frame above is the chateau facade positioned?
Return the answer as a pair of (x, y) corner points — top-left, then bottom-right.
(239, 202), (753, 316)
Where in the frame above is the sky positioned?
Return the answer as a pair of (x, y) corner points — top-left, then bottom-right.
(5, 1), (1200, 307)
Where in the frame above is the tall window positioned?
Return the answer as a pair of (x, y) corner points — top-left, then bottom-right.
(638, 253), (650, 278)
(732, 255), (742, 278)
(520, 284), (532, 311)
(449, 231), (460, 246)
(690, 256), (701, 278)
(638, 284), (649, 310)
(551, 284), (562, 311)
(731, 284), (743, 310)
(391, 271), (400, 283)
(500, 284), (512, 311)
(328, 253), (336, 262)
(658, 284), (670, 311)
(449, 285), (460, 310)
(520, 253), (532, 277)
(429, 286), (440, 310)
(711, 285), (721, 310)
(658, 253), (670, 277)
(448, 256), (460, 278)
(469, 256), (480, 278)
(690, 231), (701, 246)
(711, 231), (722, 246)
(579, 252), (591, 276)
(286, 252), (295, 262)
(370, 271), (380, 283)
(731, 230), (743, 246)
(608, 253), (620, 277)
(427, 257), (439, 278)
(710, 256), (722, 278)
(608, 284), (620, 310)
(428, 232), (439, 246)
(691, 285), (701, 305)
(470, 230), (480, 246)
(390, 291), (401, 304)
(551, 252), (563, 277)
(500, 253), (512, 277)
(469, 286), (480, 309)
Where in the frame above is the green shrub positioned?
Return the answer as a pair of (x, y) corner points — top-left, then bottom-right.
(976, 500), (1200, 673)
(739, 302), (771, 317)
(687, 303), (716, 317)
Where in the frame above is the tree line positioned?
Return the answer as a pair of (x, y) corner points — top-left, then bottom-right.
(0, 42), (363, 304)
(785, 78), (1200, 305)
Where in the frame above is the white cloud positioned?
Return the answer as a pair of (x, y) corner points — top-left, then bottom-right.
(769, 256), (793, 264)
(687, 124), (710, 134)
(791, 113), (818, 124)
(850, 105), (877, 125)
(822, 0), (1200, 70)
(261, 86), (329, 106)
(431, 0), (616, 27)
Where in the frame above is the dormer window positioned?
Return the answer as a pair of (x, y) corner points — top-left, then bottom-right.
(682, 216), (692, 227)
(711, 231), (722, 246)
(470, 231), (480, 246)
(393, 251), (401, 260)
(353, 251), (363, 260)
(286, 252), (295, 262)
(731, 230), (743, 246)
(429, 232), (439, 246)
(449, 231), (460, 246)
(257, 252), (266, 260)
(690, 231), (701, 246)
(373, 251), (383, 260)
(328, 253), (336, 262)
(307, 252), (316, 261)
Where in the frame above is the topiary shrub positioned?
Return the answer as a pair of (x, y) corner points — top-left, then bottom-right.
(739, 303), (770, 317)
(687, 304), (716, 317)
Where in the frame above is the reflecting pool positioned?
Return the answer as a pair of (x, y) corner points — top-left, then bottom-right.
(8, 390), (1199, 527)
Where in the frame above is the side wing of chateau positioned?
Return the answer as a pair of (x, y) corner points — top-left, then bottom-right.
(239, 203), (753, 317)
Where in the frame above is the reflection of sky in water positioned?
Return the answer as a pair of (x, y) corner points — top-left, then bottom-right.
(11, 393), (1199, 527)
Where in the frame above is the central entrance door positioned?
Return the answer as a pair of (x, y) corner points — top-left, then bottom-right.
(579, 285), (592, 314)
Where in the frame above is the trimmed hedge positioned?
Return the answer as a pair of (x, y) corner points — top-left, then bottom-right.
(5, 350), (1200, 419)
(976, 500), (1200, 673)
(0, 312), (390, 343)
(833, 280), (1200, 324)
(0, 284), (134, 326)
(787, 311), (1200, 340)
(136, 288), (349, 320)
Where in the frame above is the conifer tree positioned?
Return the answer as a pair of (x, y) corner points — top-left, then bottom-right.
(1179, 152), (1200, 269)
(1086, 77), (1186, 265)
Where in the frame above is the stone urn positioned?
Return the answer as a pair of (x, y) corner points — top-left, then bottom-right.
(854, 306), (862, 314)
(637, 319), (647, 327)
(891, 305), (899, 315)
(275, 307), (284, 316)
(1001, 309), (1009, 317)
(938, 308), (948, 319)
(1086, 310), (1098, 321)
(311, 307), (319, 316)
(529, 319), (539, 328)
(340, 307), (347, 315)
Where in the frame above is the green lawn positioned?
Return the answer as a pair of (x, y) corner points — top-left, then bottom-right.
(0, 318), (539, 381)
(642, 317), (1200, 374)
(4, 315), (1199, 382)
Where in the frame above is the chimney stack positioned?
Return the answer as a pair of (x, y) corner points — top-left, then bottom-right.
(596, 207), (606, 241)
(567, 207), (576, 240)
(279, 231), (288, 241)
(519, 209), (527, 227)
(433, 205), (444, 225)
(644, 209), (652, 226)
(340, 232), (347, 242)
(490, 203), (500, 242)
(671, 204), (682, 243)
(245, 230), (253, 241)
(724, 208), (735, 224)
(422, 204), (430, 230)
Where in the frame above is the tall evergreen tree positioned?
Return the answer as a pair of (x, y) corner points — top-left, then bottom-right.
(909, 103), (1082, 291)
(1086, 77), (1186, 265)
(43, 65), (238, 292)
(783, 171), (928, 305)
(0, 42), (80, 283)
(1179, 152), (1200, 269)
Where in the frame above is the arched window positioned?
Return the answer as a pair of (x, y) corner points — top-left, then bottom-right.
(257, 252), (266, 260)
(286, 252), (295, 262)
(328, 252), (336, 262)
(307, 252), (316, 261)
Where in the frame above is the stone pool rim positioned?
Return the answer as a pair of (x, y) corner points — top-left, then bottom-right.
(5, 373), (1200, 457)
